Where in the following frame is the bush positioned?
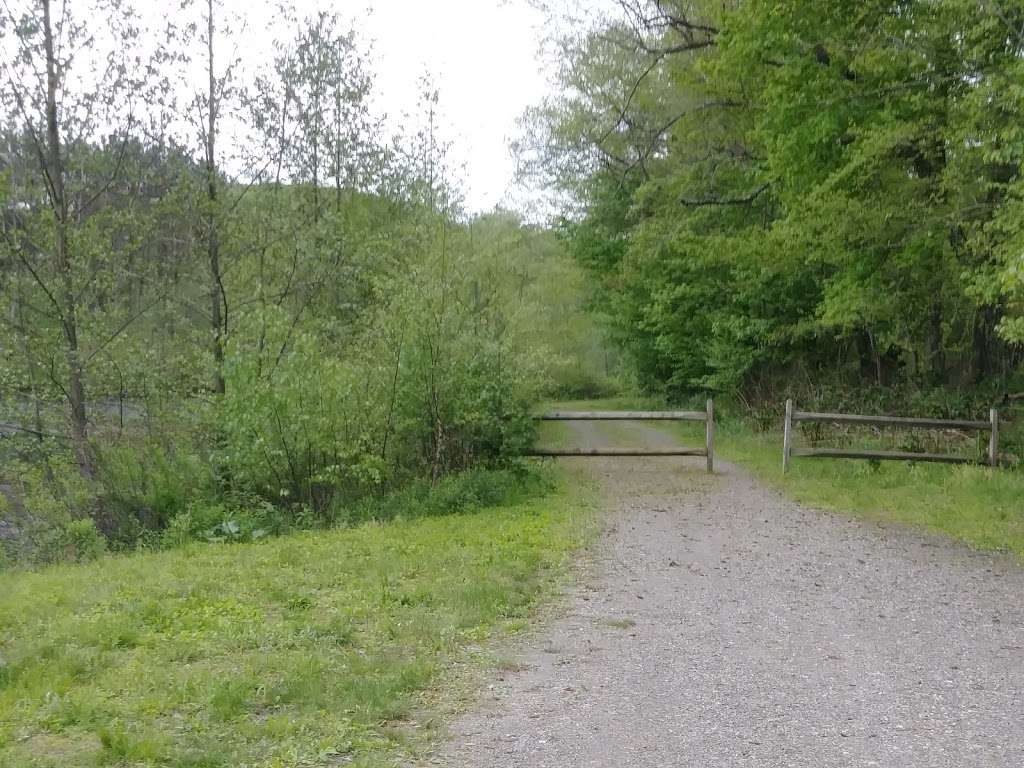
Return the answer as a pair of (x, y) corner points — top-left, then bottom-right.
(57, 519), (107, 563)
(2, 209), (579, 567)
(215, 245), (549, 519)
(153, 467), (551, 549)
(95, 439), (213, 546)
(340, 465), (553, 527)
(217, 315), (391, 516)
(161, 497), (290, 548)
(2, 457), (104, 565)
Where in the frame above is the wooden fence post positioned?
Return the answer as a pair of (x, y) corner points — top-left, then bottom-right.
(783, 399), (793, 473)
(989, 408), (999, 468)
(705, 398), (715, 474)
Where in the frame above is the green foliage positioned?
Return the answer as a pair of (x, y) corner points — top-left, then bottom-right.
(1, 137), (610, 567)
(0, 2), (616, 565)
(54, 519), (107, 564)
(153, 466), (548, 549)
(532, 0), (1024, 400)
(0, 470), (590, 767)
(94, 439), (213, 535)
(205, 203), (590, 520)
(0, 459), (107, 566)
(160, 499), (286, 548)
(341, 466), (555, 526)
(218, 322), (385, 510)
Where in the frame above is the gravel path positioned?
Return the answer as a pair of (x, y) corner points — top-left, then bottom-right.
(431, 420), (1024, 767)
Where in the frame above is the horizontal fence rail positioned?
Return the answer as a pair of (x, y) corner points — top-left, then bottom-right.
(783, 399), (999, 472)
(791, 448), (974, 464)
(539, 410), (707, 421)
(529, 401), (715, 473)
(529, 448), (708, 457)
(791, 411), (991, 430)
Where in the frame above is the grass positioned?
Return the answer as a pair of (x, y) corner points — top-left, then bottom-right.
(601, 618), (636, 630)
(718, 426), (1024, 559)
(0, 469), (596, 767)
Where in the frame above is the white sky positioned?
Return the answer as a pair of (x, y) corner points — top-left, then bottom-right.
(229, 0), (554, 213)
(364, 1), (550, 213)
(2, 0), (616, 216)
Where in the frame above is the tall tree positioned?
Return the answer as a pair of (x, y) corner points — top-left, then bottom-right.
(527, 0), (1024, 399)
(184, 0), (233, 394)
(41, 0), (91, 473)
(0, 0), (153, 475)
(205, 0), (226, 394)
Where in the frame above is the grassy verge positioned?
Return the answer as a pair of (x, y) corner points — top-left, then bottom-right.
(0, 468), (595, 767)
(718, 427), (1024, 559)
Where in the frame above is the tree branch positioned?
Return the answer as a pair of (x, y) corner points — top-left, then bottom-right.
(84, 296), (164, 365)
(681, 183), (770, 207)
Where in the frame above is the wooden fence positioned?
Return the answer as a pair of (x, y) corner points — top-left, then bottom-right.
(782, 399), (999, 472)
(529, 401), (715, 473)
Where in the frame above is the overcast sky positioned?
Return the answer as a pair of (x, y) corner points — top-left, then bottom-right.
(229, 0), (554, 213)
(364, 1), (551, 213)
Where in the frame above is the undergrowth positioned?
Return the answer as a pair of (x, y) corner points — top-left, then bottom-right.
(0, 465), (592, 767)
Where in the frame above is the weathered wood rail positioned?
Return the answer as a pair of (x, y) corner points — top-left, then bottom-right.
(782, 399), (999, 472)
(538, 410), (705, 421)
(530, 401), (715, 473)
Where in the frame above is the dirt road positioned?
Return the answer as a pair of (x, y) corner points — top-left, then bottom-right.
(432, 420), (1024, 767)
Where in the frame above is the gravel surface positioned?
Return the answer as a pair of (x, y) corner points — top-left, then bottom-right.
(430, 420), (1024, 767)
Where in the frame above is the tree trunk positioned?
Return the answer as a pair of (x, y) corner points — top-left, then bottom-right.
(855, 330), (876, 384)
(927, 300), (945, 385)
(334, 88), (343, 213)
(206, 0), (226, 395)
(973, 305), (1000, 384)
(311, 131), (320, 222)
(13, 272), (46, 447)
(43, 0), (94, 478)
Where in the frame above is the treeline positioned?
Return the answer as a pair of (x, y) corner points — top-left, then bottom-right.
(0, 1), (605, 564)
(525, 0), (1024, 408)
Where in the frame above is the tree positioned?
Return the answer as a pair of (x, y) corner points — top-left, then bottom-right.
(0, 0), (156, 476)
(194, 0), (229, 394)
(527, 0), (1024, 400)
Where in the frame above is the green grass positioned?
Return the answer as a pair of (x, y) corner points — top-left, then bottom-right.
(601, 618), (636, 630)
(718, 426), (1024, 558)
(0, 470), (595, 767)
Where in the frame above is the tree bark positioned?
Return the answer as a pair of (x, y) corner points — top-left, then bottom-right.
(334, 88), (342, 213)
(311, 118), (320, 222)
(973, 305), (999, 383)
(43, 0), (94, 478)
(927, 300), (945, 385)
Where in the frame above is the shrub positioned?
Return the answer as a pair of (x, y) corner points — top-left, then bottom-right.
(57, 518), (107, 563)
(2, 457), (106, 565)
(217, 316), (389, 516)
(91, 439), (214, 549)
(161, 498), (288, 547)
(340, 465), (552, 526)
